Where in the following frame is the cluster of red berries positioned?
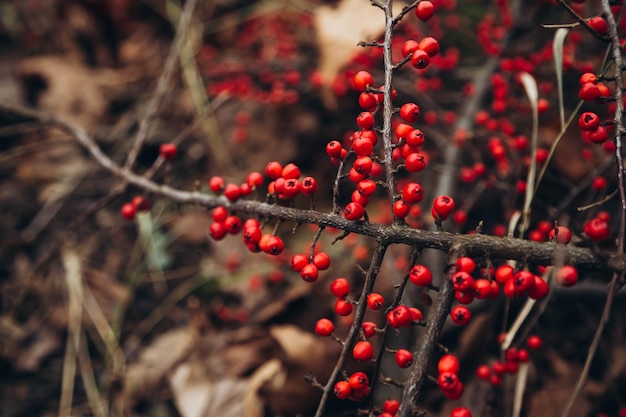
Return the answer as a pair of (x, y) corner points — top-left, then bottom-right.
(333, 371), (371, 402)
(437, 353), (463, 400)
(578, 73), (611, 145)
(583, 210), (611, 242)
(291, 251), (330, 283)
(475, 335), (541, 387)
(120, 196), (150, 220)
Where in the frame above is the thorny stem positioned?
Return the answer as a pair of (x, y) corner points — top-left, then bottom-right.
(562, 1), (626, 416)
(313, 243), (388, 417)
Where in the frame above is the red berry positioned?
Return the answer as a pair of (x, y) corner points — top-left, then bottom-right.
(315, 318), (334, 336)
(578, 82), (600, 101)
(556, 265), (578, 287)
(326, 140), (343, 158)
(282, 163), (301, 179)
(120, 203), (136, 220)
(209, 222), (227, 240)
(527, 275), (550, 300)
(395, 349), (414, 368)
(432, 195), (455, 220)
(330, 278), (350, 298)
(405, 153), (427, 172)
(456, 256), (476, 273)
(159, 143), (177, 160)
(584, 218), (610, 242)
(356, 112), (375, 129)
(353, 71), (374, 91)
(406, 129), (426, 147)
(450, 305), (471, 325)
(291, 254), (309, 272)
(334, 380), (352, 399)
(357, 179), (377, 197)
(438, 371), (460, 392)
(246, 171), (263, 188)
(259, 234), (284, 255)
(393, 200), (411, 218)
(410, 264), (433, 286)
(401, 40), (420, 57)
(209, 176), (225, 193)
(415, 0), (435, 21)
(585, 125), (608, 144)
(313, 251), (331, 270)
(527, 335), (543, 349)
(352, 137), (374, 156)
(301, 176), (318, 195)
(335, 299), (354, 316)
(438, 354), (461, 374)
(362, 321), (378, 338)
(495, 264), (514, 285)
(578, 111), (600, 131)
(301, 263), (319, 282)
(587, 16), (608, 34)
(402, 182), (424, 204)
(348, 372), (369, 390)
(399, 103), (421, 123)
(419, 37), (440, 57)
(548, 226), (571, 244)
(358, 92), (377, 110)
(265, 161), (283, 179)
(224, 183), (241, 201)
(387, 305), (413, 328)
(451, 271), (474, 292)
(223, 215), (242, 234)
(383, 399), (400, 415)
(476, 364), (491, 380)
(367, 293), (385, 310)
(353, 341), (374, 361)
(411, 49), (430, 69)
(450, 407), (472, 417)
(592, 176), (608, 190)
(344, 202), (365, 221)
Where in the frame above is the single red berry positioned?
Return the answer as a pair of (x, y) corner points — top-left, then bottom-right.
(291, 254), (309, 272)
(393, 200), (411, 218)
(258, 234), (284, 255)
(405, 153), (427, 172)
(401, 39), (420, 57)
(330, 278), (350, 298)
(326, 140), (343, 158)
(209, 176), (225, 193)
(282, 163), (301, 179)
(410, 264), (433, 286)
(121, 203), (136, 220)
(415, 0), (435, 21)
(246, 171), (263, 188)
(406, 129), (426, 148)
(335, 299), (354, 316)
(548, 226), (571, 244)
(527, 275), (550, 300)
(455, 290), (474, 305)
(585, 125), (608, 144)
(450, 305), (471, 325)
(438, 354), (461, 374)
(367, 293), (385, 310)
(579, 72), (597, 85)
(349, 386), (370, 402)
(354, 156), (373, 175)
(517, 348), (529, 362)
(357, 179), (377, 197)
(348, 372), (369, 390)
(265, 161), (283, 179)
(300, 263), (319, 282)
(351, 190), (370, 207)
(527, 335), (543, 349)
(362, 321), (378, 338)
(402, 182), (424, 204)
(353, 71), (374, 91)
(356, 112), (375, 129)
(456, 256), (476, 273)
(400, 102), (421, 123)
(476, 364), (491, 380)
(450, 407), (472, 417)
(438, 371), (460, 392)
(473, 279), (492, 299)
(578, 82), (600, 101)
(242, 225), (261, 244)
(583, 218), (610, 242)
(208, 222), (227, 240)
(395, 123), (414, 140)
(419, 37), (440, 57)
(451, 271), (474, 292)
(592, 176), (607, 190)
(432, 195), (455, 220)
(411, 49), (430, 69)
(334, 380), (352, 399)
(312, 251), (331, 270)
(409, 307), (423, 321)
(358, 92), (378, 110)
(223, 215), (242, 234)
(352, 137), (374, 156)
(578, 111), (600, 131)
(315, 318), (334, 336)
(495, 264), (514, 285)
(159, 143), (177, 160)
(395, 349), (414, 368)
(383, 399), (400, 415)
(344, 202), (365, 221)
(587, 16), (608, 34)
(556, 265), (578, 287)
(353, 341), (374, 361)
(493, 360), (507, 375)
(224, 183), (241, 201)
(301, 176), (318, 195)
(281, 178), (301, 198)
(443, 381), (464, 400)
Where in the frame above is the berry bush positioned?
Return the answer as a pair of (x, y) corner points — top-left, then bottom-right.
(2, 0), (626, 417)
